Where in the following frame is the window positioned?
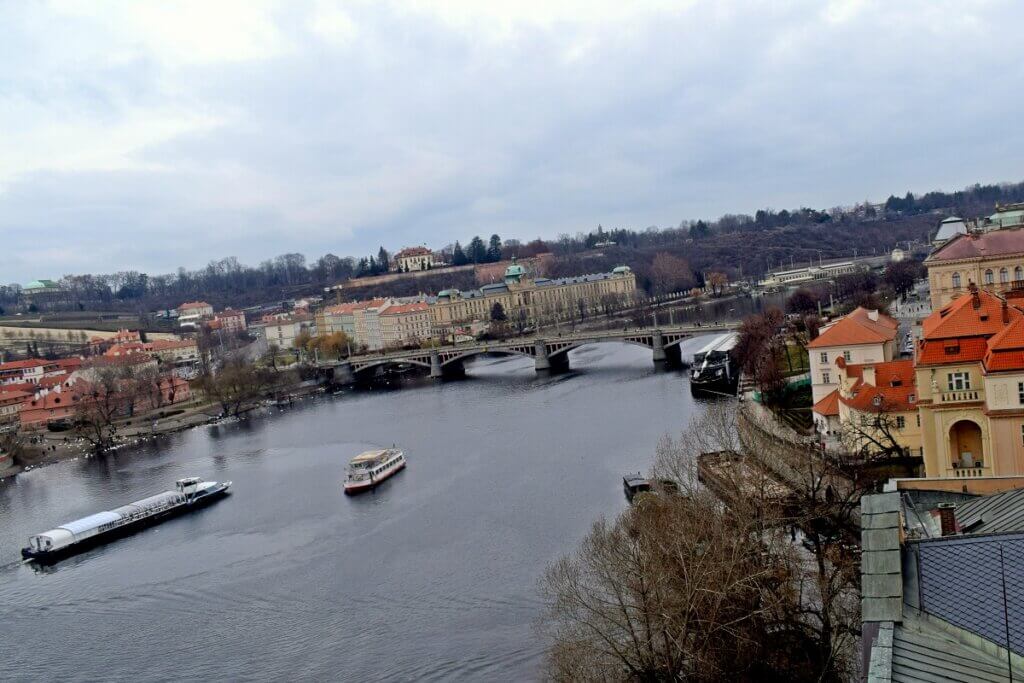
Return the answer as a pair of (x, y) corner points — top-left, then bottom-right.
(820, 352), (828, 364)
(843, 350), (852, 362)
(896, 416), (906, 429)
(948, 372), (971, 391)
(908, 393), (916, 403)
(917, 414), (921, 427)
(822, 372), (831, 384)
(1002, 268), (1010, 284)
(985, 269), (995, 285)
(1020, 382), (1024, 404)
(952, 272), (962, 289)
(1017, 266), (1023, 282)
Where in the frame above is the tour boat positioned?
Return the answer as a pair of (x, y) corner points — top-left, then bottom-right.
(344, 448), (406, 494)
(22, 477), (231, 563)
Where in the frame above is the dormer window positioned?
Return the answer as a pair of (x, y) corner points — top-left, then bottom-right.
(872, 396), (882, 407)
(908, 394), (916, 403)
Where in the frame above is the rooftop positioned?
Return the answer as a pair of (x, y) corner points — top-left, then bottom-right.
(807, 307), (898, 349)
(928, 226), (1024, 263)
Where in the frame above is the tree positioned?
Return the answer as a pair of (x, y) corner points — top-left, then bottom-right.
(377, 246), (390, 272)
(452, 241), (469, 266)
(706, 271), (728, 296)
(541, 414), (826, 681)
(75, 369), (133, 454)
(267, 342), (280, 370)
(481, 301), (505, 324)
(883, 260), (922, 299)
(468, 236), (487, 264)
(839, 397), (912, 460)
(306, 332), (350, 360)
(650, 252), (693, 295)
(200, 359), (277, 417)
(689, 220), (711, 239)
(786, 288), (821, 315)
(486, 234), (503, 262)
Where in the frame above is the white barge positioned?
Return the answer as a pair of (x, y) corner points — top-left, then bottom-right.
(344, 448), (406, 494)
(21, 477), (231, 563)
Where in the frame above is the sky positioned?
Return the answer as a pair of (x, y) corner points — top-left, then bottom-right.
(2, 0), (1024, 283)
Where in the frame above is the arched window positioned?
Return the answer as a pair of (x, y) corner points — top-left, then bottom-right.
(952, 272), (962, 289)
(985, 269), (995, 285)
(1001, 268), (1010, 284)
(1016, 266), (1023, 283)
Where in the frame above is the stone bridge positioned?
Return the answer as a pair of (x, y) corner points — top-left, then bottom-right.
(321, 323), (739, 382)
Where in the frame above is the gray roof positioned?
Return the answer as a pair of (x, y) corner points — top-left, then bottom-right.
(535, 272), (619, 287)
(875, 613), (1024, 682)
(934, 218), (967, 243)
(916, 532), (1024, 656)
(480, 283), (508, 293)
(956, 488), (1024, 534)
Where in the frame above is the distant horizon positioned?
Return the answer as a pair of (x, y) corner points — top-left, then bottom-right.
(4, 1), (1024, 282)
(7, 176), (1020, 286)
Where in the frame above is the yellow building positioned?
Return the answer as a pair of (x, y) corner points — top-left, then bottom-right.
(915, 286), (1024, 477)
(430, 261), (636, 331)
(925, 205), (1024, 308)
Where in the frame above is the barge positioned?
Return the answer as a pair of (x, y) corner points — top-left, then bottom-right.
(690, 332), (739, 395)
(21, 477), (232, 563)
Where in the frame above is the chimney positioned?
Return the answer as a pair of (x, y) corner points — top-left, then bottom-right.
(867, 309), (879, 322)
(1003, 298), (1010, 324)
(937, 502), (957, 537)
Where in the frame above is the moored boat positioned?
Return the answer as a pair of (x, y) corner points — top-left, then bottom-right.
(690, 332), (739, 395)
(21, 477), (231, 563)
(344, 448), (406, 494)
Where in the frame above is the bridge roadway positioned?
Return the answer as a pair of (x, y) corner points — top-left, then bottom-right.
(321, 323), (740, 382)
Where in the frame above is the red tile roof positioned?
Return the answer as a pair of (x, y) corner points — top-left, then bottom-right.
(0, 359), (50, 371)
(807, 307), (898, 349)
(928, 228), (1024, 263)
(812, 390), (840, 417)
(380, 302), (429, 315)
(921, 288), (1020, 339)
(396, 246), (432, 258)
(840, 360), (918, 413)
(983, 317), (1024, 372)
(917, 337), (990, 366)
(0, 391), (32, 407)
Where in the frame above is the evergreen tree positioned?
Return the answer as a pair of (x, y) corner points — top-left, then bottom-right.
(486, 234), (503, 262)
(468, 236), (487, 264)
(377, 246), (390, 272)
(490, 301), (507, 322)
(452, 241), (468, 266)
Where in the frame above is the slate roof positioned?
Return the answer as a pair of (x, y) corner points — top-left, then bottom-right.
(956, 488), (1024, 534)
(883, 614), (1024, 682)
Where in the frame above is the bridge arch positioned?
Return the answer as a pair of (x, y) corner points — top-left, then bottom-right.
(351, 358), (432, 377)
(546, 338), (654, 359)
(441, 348), (534, 367)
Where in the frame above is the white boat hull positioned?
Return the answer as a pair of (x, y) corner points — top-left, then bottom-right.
(344, 458), (406, 494)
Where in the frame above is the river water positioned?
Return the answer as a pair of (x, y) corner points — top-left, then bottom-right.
(0, 339), (729, 682)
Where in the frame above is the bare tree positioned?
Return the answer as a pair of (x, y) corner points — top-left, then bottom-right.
(74, 367), (136, 454)
(200, 359), (278, 417)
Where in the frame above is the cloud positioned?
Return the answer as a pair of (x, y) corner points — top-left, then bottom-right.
(1, 0), (1023, 282)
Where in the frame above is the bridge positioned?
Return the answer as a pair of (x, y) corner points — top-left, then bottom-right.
(320, 323), (740, 382)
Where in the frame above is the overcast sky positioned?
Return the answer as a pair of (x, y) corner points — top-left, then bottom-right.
(2, 0), (1023, 283)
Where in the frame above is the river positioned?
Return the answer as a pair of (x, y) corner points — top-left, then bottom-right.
(0, 339), (730, 682)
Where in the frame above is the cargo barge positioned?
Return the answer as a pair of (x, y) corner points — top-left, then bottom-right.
(21, 477), (232, 563)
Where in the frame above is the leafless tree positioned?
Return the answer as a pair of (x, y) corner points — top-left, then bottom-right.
(200, 359), (278, 417)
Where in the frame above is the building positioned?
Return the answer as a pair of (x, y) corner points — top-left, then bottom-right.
(813, 358), (921, 456)
(757, 260), (864, 288)
(807, 307), (900, 404)
(176, 301), (214, 328)
(474, 253), (554, 284)
(21, 279), (65, 307)
(212, 309), (246, 333)
(252, 314), (315, 350)
(394, 246), (437, 272)
(925, 206), (1024, 309)
(379, 302), (431, 349)
(430, 262), (637, 333)
(0, 390), (30, 431)
(144, 339), (200, 366)
(932, 215), (967, 247)
(0, 359), (65, 386)
(861, 483), (1024, 682)
(913, 286), (1024, 478)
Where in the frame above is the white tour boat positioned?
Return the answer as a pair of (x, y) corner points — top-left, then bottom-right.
(344, 448), (406, 494)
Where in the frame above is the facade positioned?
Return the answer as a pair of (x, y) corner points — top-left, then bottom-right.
(212, 309), (246, 333)
(144, 339), (199, 365)
(0, 359), (66, 386)
(430, 263), (637, 333)
(925, 207), (1024, 309)
(757, 261), (863, 288)
(0, 390), (30, 431)
(21, 279), (65, 307)
(254, 314), (314, 350)
(807, 307), (899, 404)
(394, 246), (436, 272)
(379, 303), (431, 349)
(176, 301), (214, 328)
(914, 286), (1024, 478)
(813, 358), (922, 456)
